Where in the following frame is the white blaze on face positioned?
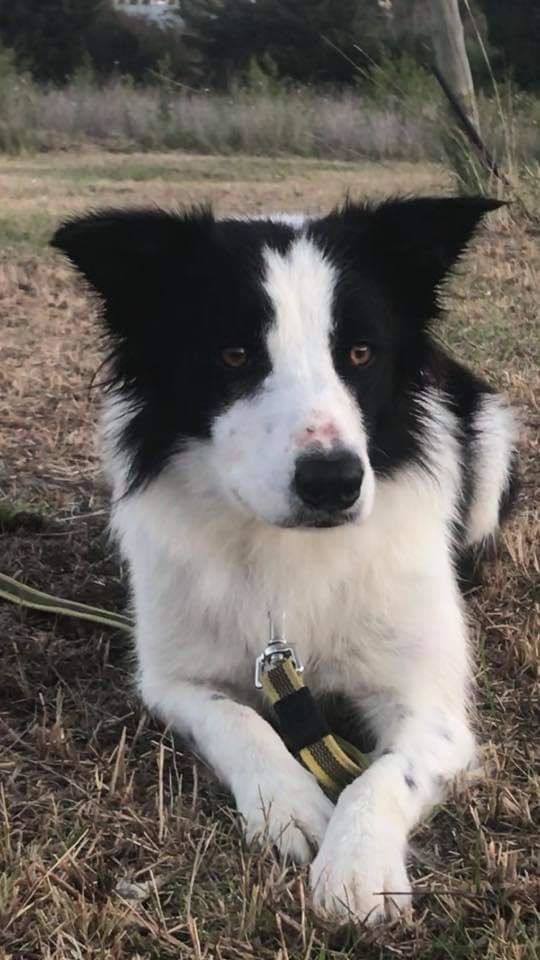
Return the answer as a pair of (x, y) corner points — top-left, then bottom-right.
(210, 235), (375, 527)
(263, 237), (337, 390)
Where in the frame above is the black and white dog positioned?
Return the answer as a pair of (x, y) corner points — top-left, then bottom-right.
(53, 197), (517, 923)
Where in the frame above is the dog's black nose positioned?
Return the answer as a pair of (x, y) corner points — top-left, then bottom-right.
(294, 451), (363, 512)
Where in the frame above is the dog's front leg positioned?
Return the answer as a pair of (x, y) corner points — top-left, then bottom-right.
(310, 695), (475, 923)
(141, 676), (334, 863)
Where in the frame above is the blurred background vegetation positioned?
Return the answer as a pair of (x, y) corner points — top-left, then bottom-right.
(1, 1), (538, 90)
(0, 0), (538, 188)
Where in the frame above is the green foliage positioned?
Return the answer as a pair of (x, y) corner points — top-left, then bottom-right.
(179, 0), (540, 94)
(70, 52), (99, 89)
(0, 41), (38, 153)
(0, 0), (104, 83)
(0, 42), (18, 84)
(0, 40), (27, 107)
(180, 0), (388, 88)
(0, 0), (538, 93)
(86, 7), (188, 83)
(243, 55), (283, 96)
(0, 0), (187, 85)
(364, 54), (441, 106)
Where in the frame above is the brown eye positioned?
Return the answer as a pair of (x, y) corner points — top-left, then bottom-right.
(349, 344), (373, 367)
(221, 347), (247, 368)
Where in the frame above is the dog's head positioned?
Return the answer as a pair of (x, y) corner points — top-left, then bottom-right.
(52, 197), (500, 529)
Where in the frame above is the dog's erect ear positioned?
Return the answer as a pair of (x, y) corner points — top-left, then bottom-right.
(343, 196), (504, 320)
(51, 207), (215, 331)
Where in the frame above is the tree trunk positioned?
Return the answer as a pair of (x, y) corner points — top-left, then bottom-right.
(430, 0), (479, 131)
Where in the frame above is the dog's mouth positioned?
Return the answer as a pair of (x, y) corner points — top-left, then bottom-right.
(230, 489), (361, 530)
(279, 507), (359, 530)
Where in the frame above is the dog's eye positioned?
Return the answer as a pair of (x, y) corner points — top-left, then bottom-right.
(221, 348), (248, 369)
(349, 344), (373, 367)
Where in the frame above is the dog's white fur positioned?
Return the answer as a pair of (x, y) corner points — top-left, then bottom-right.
(103, 233), (516, 923)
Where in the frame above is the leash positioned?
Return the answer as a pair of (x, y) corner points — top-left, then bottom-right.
(0, 572), (368, 795)
(255, 616), (369, 795)
(0, 571), (132, 632)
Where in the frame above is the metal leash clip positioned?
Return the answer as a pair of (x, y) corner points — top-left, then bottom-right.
(254, 612), (304, 688)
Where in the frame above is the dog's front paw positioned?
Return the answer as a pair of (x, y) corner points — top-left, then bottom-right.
(310, 789), (411, 923)
(236, 763), (334, 864)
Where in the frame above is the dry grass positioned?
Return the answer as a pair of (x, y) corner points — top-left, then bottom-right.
(1, 78), (539, 166)
(0, 80), (445, 160)
(0, 152), (538, 960)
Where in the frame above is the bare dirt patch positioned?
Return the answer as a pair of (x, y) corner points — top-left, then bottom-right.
(0, 153), (538, 959)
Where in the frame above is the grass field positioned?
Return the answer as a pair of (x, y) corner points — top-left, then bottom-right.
(0, 152), (538, 960)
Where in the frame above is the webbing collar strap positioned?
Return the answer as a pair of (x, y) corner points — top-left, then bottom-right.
(255, 620), (369, 796)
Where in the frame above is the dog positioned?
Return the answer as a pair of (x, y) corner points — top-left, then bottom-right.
(52, 196), (517, 923)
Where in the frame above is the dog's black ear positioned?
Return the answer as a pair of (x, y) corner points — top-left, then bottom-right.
(51, 207), (215, 334)
(345, 196), (504, 321)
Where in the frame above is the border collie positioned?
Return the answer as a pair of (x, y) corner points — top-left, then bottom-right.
(52, 197), (517, 923)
